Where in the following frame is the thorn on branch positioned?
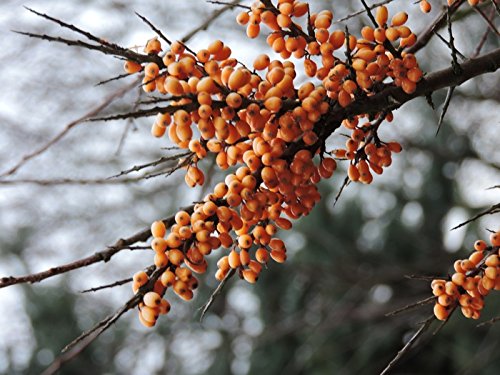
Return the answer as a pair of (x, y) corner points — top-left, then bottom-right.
(436, 86), (456, 136)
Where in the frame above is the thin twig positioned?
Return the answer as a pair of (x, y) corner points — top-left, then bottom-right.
(451, 203), (500, 230)
(473, 4), (500, 36)
(408, 0), (467, 54)
(135, 12), (172, 45)
(472, 26), (491, 58)
(385, 296), (436, 316)
(1, 77), (140, 177)
(184, 0), (245, 42)
(491, 0), (500, 16)
(96, 72), (131, 86)
(433, 31), (466, 60)
(108, 152), (192, 179)
(199, 268), (236, 322)
(79, 265), (155, 293)
(334, 0), (397, 23)
(379, 315), (435, 375)
(476, 316), (500, 327)
(206, 0), (249, 10)
(80, 277), (132, 293)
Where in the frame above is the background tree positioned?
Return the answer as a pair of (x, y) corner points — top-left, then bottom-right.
(0, 0), (498, 374)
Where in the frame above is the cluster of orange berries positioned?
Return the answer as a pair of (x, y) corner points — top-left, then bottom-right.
(431, 231), (500, 321)
(418, 0), (486, 13)
(118, 1), (432, 327)
(238, 2), (423, 104)
(331, 115), (403, 184)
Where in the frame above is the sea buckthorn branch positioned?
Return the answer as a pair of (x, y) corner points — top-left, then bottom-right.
(61, 263), (170, 357)
(0, 203), (198, 289)
(431, 232), (500, 321)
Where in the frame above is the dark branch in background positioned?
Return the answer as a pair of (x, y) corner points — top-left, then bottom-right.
(0, 78), (140, 177)
(451, 203), (500, 230)
(199, 268), (236, 322)
(476, 316), (500, 327)
(472, 6), (496, 58)
(473, 4), (500, 36)
(379, 315), (435, 375)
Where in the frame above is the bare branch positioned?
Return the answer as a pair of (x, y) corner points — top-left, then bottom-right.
(473, 4), (500, 36)
(108, 152), (193, 179)
(0, 205), (196, 288)
(451, 203), (500, 230)
(134, 12), (172, 45)
(476, 316), (500, 327)
(80, 277), (132, 293)
(385, 296), (436, 316)
(379, 315), (435, 375)
(60, 265), (167, 355)
(199, 268), (236, 322)
(334, 0), (397, 24)
(79, 265), (155, 293)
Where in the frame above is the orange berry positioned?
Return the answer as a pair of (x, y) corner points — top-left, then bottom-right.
(474, 240), (487, 252)
(236, 11), (250, 25)
(375, 6), (388, 27)
(242, 269), (258, 284)
(433, 303), (449, 321)
(420, 0), (431, 13)
(143, 291), (162, 308)
(228, 249), (241, 269)
(391, 12), (408, 27)
(490, 231), (500, 246)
